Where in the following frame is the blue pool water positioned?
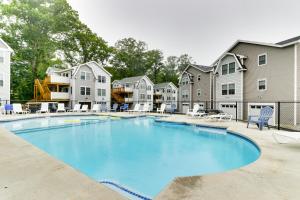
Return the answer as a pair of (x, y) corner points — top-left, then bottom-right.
(1, 116), (260, 198)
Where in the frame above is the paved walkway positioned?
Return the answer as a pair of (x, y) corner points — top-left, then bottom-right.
(0, 113), (300, 200)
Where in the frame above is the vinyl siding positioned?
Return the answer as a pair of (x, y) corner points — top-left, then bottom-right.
(0, 50), (10, 102)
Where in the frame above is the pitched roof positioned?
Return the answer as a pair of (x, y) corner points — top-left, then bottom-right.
(192, 64), (213, 72)
(276, 35), (300, 45)
(0, 38), (13, 52)
(117, 75), (144, 84)
(154, 82), (171, 89)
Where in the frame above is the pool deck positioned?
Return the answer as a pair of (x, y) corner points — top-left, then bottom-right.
(0, 112), (300, 200)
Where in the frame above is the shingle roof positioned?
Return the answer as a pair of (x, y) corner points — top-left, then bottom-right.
(118, 75), (144, 84)
(276, 35), (300, 45)
(191, 64), (213, 72)
(154, 82), (171, 89)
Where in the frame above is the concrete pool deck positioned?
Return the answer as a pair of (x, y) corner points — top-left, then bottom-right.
(0, 113), (300, 200)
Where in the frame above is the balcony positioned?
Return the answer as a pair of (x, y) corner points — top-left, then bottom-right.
(113, 87), (133, 93)
(154, 91), (162, 96)
(49, 75), (70, 84)
(124, 98), (133, 103)
(155, 99), (163, 103)
(51, 92), (70, 100)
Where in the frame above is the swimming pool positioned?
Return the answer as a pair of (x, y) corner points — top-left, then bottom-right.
(1, 116), (260, 198)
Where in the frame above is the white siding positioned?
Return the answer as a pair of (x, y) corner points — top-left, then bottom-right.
(0, 50), (11, 103)
(215, 55), (243, 119)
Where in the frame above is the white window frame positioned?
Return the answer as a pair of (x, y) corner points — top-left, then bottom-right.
(221, 64), (228, 75)
(80, 71), (86, 80)
(228, 62), (236, 74)
(221, 82), (235, 96)
(228, 83), (235, 95)
(257, 78), (267, 91)
(258, 53), (267, 66)
(80, 86), (91, 96)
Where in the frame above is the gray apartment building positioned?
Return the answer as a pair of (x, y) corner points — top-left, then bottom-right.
(178, 64), (213, 113)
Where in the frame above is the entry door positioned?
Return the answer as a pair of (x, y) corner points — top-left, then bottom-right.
(182, 103), (190, 114)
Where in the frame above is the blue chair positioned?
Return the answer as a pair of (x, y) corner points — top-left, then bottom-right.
(247, 106), (274, 130)
(110, 103), (118, 112)
(168, 104), (176, 114)
(5, 104), (13, 114)
(120, 103), (129, 112)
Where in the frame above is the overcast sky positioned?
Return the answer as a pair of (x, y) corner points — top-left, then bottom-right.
(67, 0), (300, 65)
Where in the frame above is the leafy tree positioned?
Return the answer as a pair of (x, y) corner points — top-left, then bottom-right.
(177, 54), (194, 73)
(110, 38), (148, 80)
(145, 49), (163, 83)
(160, 56), (180, 86)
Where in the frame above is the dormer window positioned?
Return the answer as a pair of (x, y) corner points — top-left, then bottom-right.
(258, 53), (267, 66)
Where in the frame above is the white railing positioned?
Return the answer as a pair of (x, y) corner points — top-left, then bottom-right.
(124, 98), (133, 102)
(124, 87), (133, 92)
(51, 92), (69, 100)
(50, 75), (70, 84)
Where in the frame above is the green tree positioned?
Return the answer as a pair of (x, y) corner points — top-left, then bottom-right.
(110, 38), (149, 80)
(160, 56), (179, 86)
(145, 49), (163, 83)
(177, 54), (194, 73)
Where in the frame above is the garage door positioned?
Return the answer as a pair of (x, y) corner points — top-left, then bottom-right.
(219, 103), (237, 119)
(248, 103), (275, 126)
(182, 103), (190, 114)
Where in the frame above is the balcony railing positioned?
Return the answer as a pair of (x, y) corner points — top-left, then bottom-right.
(50, 92), (70, 100)
(49, 75), (70, 84)
(112, 87), (133, 93)
(124, 98), (133, 103)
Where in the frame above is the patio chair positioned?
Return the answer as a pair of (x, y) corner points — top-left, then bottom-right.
(80, 105), (88, 112)
(120, 104), (129, 112)
(157, 103), (166, 114)
(109, 103), (118, 112)
(68, 104), (81, 112)
(36, 103), (49, 113)
(140, 103), (150, 113)
(206, 112), (232, 121)
(12, 103), (30, 114)
(272, 131), (300, 144)
(4, 104), (13, 114)
(56, 103), (66, 112)
(100, 104), (107, 112)
(127, 103), (140, 113)
(247, 106), (273, 130)
(187, 104), (204, 117)
(91, 104), (100, 112)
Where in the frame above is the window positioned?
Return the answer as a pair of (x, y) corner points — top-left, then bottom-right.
(147, 95), (151, 100)
(228, 62), (235, 74)
(258, 79), (267, 91)
(222, 64), (228, 75)
(98, 76), (106, 83)
(181, 77), (189, 85)
(80, 87), (91, 95)
(258, 54), (267, 66)
(0, 73), (3, 87)
(98, 89), (106, 96)
(167, 96), (171, 100)
(0, 52), (4, 63)
(140, 94), (145, 99)
(182, 90), (188, 98)
(228, 83), (235, 95)
(86, 72), (91, 80)
(197, 74), (201, 81)
(147, 85), (151, 91)
(80, 72), (86, 80)
(222, 84), (228, 95)
(70, 87), (72, 94)
(80, 87), (85, 95)
(197, 89), (201, 96)
(167, 89), (171, 93)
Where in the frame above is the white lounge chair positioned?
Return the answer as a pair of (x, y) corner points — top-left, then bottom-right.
(206, 113), (233, 121)
(68, 104), (81, 112)
(92, 104), (100, 112)
(80, 105), (88, 112)
(12, 103), (30, 114)
(186, 104), (204, 117)
(127, 104), (140, 113)
(36, 103), (49, 113)
(273, 131), (300, 144)
(140, 103), (150, 113)
(56, 103), (66, 112)
(157, 103), (166, 114)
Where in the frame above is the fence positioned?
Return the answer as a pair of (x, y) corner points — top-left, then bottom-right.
(1, 99), (300, 131)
